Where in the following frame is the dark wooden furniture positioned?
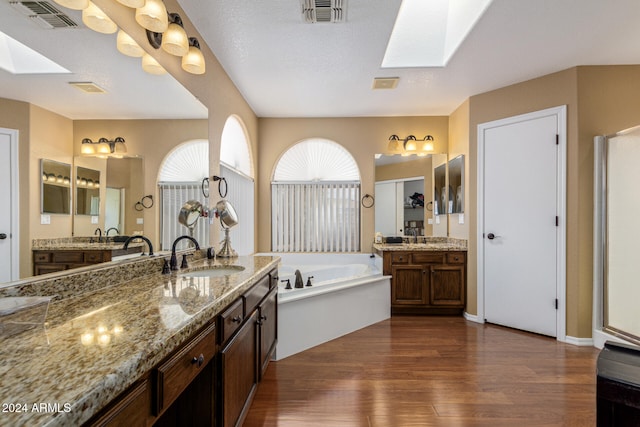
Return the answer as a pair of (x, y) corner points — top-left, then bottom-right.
(33, 247), (142, 275)
(381, 250), (466, 315)
(597, 340), (640, 426)
(84, 268), (278, 427)
(218, 269), (278, 427)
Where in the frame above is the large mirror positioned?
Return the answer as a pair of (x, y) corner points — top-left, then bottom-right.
(374, 153), (448, 238)
(448, 154), (464, 214)
(76, 166), (101, 216)
(41, 159), (71, 215)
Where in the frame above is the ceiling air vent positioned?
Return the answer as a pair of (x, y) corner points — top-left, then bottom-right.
(301, 0), (346, 23)
(372, 77), (399, 90)
(69, 82), (106, 94)
(10, 1), (79, 29)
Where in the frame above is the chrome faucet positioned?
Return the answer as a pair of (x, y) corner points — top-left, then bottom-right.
(105, 227), (119, 236)
(294, 269), (304, 288)
(123, 235), (154, 256)
(170, 235), (200, 270)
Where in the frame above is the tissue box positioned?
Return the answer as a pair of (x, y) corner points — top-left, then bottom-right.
(0, 296), (54, 337)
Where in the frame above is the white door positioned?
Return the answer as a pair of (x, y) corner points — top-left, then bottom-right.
(0, 128), (19, 283)
(374, 181), (403, 236)
(478, 107), (566, 338)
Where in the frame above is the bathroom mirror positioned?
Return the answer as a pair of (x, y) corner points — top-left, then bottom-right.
(433, 162), (447, 215)
(106, 157), (145, 236)
(41, 159), (71, 215)
(374, 153), (448, 237)
(75, 166), (101, 216)
(448, 155), (464, 214)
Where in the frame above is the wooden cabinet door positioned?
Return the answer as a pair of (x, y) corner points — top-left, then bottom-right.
(258, 287), (277, 380)
(219, 310), (258, 427)
(391, 265), (428, 306)
(430, 265), (465, 307)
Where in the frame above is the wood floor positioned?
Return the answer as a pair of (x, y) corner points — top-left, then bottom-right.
(244, 316), (600, 427)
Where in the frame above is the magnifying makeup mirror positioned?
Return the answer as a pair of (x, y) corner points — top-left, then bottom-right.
(212, 199), (238, 258)
(178, 200), (203, 237)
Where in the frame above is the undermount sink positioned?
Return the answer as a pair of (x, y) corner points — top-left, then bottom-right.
(179, 266), (246, 278)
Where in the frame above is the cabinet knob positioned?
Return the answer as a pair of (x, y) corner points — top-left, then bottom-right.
(191, 354), (205, 368)
(231, 315), (242, 323)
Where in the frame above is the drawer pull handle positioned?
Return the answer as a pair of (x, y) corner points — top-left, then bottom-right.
(260, 315), (267, 321)
(231, 315), (242, 323)
(192, 354), (205, 368)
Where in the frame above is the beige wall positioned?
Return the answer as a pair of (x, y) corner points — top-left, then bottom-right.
(256, 116), (449, 252)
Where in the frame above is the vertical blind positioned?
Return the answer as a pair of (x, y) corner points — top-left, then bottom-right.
(159, 182), (210, 251)
(220, 163), (255, 255)
(271, 181), (360, 252)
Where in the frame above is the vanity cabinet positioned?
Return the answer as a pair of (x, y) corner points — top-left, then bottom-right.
(218, 269), (278, 427)
(33, 247), (142, 275)
(383, 251), (466, 315)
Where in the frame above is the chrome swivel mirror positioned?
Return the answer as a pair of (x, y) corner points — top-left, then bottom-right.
(211, 199), (238, 258)
(178, 200), (203, 237)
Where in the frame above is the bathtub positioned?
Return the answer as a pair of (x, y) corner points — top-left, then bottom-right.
(258, 253), (391, 360)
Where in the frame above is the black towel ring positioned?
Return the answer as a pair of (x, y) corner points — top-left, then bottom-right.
(134, 201), (143, 211)
(201, 177), (210, 198)
(141, 195), (154, 209)
(361, 194), (375, 208)
(426, 201), (433, 211)
(212, 175), (228, 198)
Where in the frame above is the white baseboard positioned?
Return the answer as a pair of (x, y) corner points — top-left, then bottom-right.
(564, 335), (595, 347)
(463, 312), (483, 324)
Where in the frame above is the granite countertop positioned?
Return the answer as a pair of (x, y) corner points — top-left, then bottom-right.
(373, 239), (467, 252)
(0, 255), (279, 427)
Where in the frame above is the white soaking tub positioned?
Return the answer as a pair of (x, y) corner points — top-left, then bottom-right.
(259, 253), (391, 360)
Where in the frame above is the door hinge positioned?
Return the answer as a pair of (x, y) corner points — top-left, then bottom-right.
(555, 299), (559, 310)
(555, 216), (559, 226)
(556, 134), (559, 145)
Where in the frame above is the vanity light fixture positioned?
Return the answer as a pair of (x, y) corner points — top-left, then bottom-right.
(116, 30), (144, 57)
(387, 134), (435, 156)
(161, 13), (189, 56)
(82, 1), (117, 34)
(81, 137), (127, 156)
(135, 0), (169, 33)
(142, 52), (167, 75)
(181, 37), (205, 75)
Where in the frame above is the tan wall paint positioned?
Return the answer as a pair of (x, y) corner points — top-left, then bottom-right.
(256, 116), (449, 252)
(448, 100), (470, 239)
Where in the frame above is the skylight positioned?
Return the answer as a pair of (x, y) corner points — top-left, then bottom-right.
(382, 0), (493, 68)
(0, 30), (70, 74)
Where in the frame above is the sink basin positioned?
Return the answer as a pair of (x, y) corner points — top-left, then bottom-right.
(179, 266), (246, 278)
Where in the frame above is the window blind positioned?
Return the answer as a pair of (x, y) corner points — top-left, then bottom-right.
(220, 163), (255, 255)
(271, 181), (360, 252)
(159, 182), (210, 251)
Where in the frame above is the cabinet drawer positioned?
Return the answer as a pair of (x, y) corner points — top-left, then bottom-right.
(89, 379), (150, 427)
(446, 252), (465, 264)
(390, 252), (410, 264)
(244, 275), (270, 315)
(412, 252), (445, 264)
(84, 252), (104, 263)
(156, 322), (216, 414)
(219, 299), (244, 344)
(34, 252), (51, 263)
(52, 251), (84, 263)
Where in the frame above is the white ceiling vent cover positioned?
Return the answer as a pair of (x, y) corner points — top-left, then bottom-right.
(300, 0), (346, 23)
(10, 1), (78, 29)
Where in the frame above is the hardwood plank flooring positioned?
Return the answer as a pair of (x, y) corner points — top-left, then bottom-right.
(244, 316), (600, 427)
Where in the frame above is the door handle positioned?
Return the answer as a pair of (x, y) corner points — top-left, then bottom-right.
(0, 233), (6, 240)
(487, 233), (499, 240)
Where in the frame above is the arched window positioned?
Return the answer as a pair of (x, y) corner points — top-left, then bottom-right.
(272, 139), (361, 252)
(158, 140), (209, 250)
(219, 116), (254, 255)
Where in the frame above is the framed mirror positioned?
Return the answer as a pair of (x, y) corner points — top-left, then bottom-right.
(76, 166), (100, 216)
(41, 159), (71, 214)
(448, 155), (464, 214)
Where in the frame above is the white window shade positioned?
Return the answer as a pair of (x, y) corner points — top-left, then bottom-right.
(158, 139), (208, 182)
(220, 116), (252, 178)
(273, 139), (359, 182)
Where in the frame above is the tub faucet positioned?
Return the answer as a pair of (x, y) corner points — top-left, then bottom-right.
(170, 235), (200, 270)
(294, 269), (304, 288)
(123, 235), (154, 256)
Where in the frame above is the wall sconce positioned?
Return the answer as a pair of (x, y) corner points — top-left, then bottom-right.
(182, 37), (206, 75)
(81, 137), (127, 156)
(388, 134), (434, 156)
